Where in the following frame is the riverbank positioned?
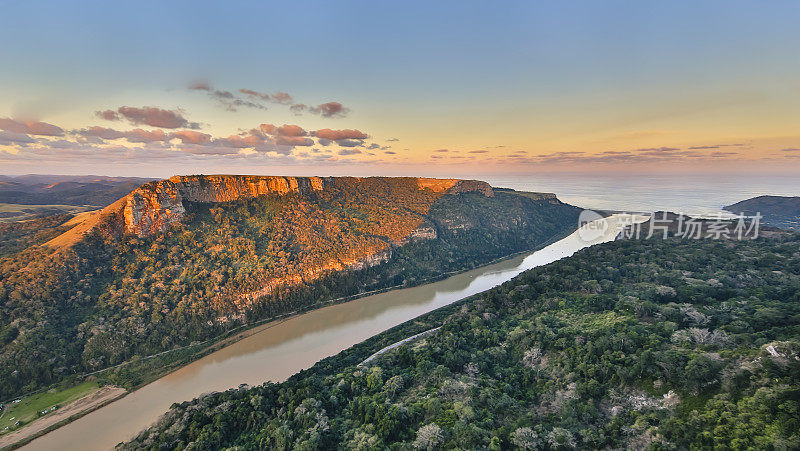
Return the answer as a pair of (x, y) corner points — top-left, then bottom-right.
(13, 227), (576, 450)
(0, 385), (126, 450)
(25, 216), (643, 450)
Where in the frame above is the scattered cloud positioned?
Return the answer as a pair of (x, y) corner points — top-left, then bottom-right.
(178, 145), (242, 156)
(95, 110), (120, 121)
(274, 136), (314, 147)
(493, 144), (753, 166)
(189, 83), (349, 117)
(634, 146), (680, 152)
(188, 82), (212, 91)
(77, 126), (168, 143)
(190, 84), (265, 111)
(710, 151), (738, 158)
(258, 124), (308, 137)
(688, 143), (744, 150)
(240, 89), (293, 105)
(310, 102), (349, 118)
(289, 104), (307, 115)
(123, 129), (169, 143)
(334, 139), (363, 147)
(290, 102), (350, 118)
(0, 131), (36, 145)
(312, 129), (368, 140)
(215, 134), (267, 148)
(338, 148), (362, 156)
(0, 118), (64, 136)
(96, 106), (200, 129)
(76, 126), (125, 140)
(171, 130), (213, 145)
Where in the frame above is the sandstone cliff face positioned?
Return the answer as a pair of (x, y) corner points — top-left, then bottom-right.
(123, 176), (326, 236)
(123, 175), (493, 237)
(445, 179), (495, 197)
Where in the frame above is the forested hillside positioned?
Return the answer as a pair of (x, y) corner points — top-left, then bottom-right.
(124, 235), (800, 450)
(725, 195), (800, 230)
(0, 176), (579, 400)
(0, 214), (74, 258)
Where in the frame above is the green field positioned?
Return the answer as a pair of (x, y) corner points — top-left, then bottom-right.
(0, 381), (100, 433)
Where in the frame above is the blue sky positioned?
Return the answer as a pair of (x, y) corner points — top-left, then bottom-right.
(1, 1), (800, 176)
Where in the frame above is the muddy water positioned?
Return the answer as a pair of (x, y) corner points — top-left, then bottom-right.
(23, 215), (642, 450)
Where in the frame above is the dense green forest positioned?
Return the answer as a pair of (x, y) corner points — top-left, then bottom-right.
(725, 195), (800, 230)
(0, 185), (579, 400)
(124, 235), (800, 450)
(0, 214), (74, 258)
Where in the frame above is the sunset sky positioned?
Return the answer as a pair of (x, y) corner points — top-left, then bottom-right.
(2, 0), (800, 177)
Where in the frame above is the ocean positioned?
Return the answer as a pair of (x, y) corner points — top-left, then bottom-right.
(481, 173), (800, 216)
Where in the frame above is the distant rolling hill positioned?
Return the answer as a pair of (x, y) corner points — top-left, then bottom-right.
(724, 195), (800, 230)
(0, 174), (154, 207)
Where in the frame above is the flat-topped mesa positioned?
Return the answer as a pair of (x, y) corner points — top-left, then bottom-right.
(416, 178), (495, 197)
(123, 175), (494, 237)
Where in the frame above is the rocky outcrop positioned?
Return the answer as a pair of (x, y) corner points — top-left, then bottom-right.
(123, 175), (494, 237)
(401, 223), (438, 244)
(415, 178), (494, 197)
(123, 176), (326, 236)
(446, 179), (495, 197)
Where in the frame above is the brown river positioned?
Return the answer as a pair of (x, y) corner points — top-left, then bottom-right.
(23, 215), (642, 450)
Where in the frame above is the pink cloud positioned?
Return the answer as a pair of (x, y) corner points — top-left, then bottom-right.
(77, 126), (167, 143)
(313, 128), (368, 140)
(311, 102), (349, 118)
(216, 134), (266, 148)
(275, 136), (314, 147)
(0, 118), (64, 136)
(96, 106), (200, 129)
(126, 128), (167, 143)
(258, 124), (308, 137)
(171, 130), (212, 144)
(95, 110), (120, 121)
(271, 92), (293, 104)
(188, 82), (212, 91)
(239, 89), (294, 104)
(0, 131), (36, 145)
(77, 126), (125, 140)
